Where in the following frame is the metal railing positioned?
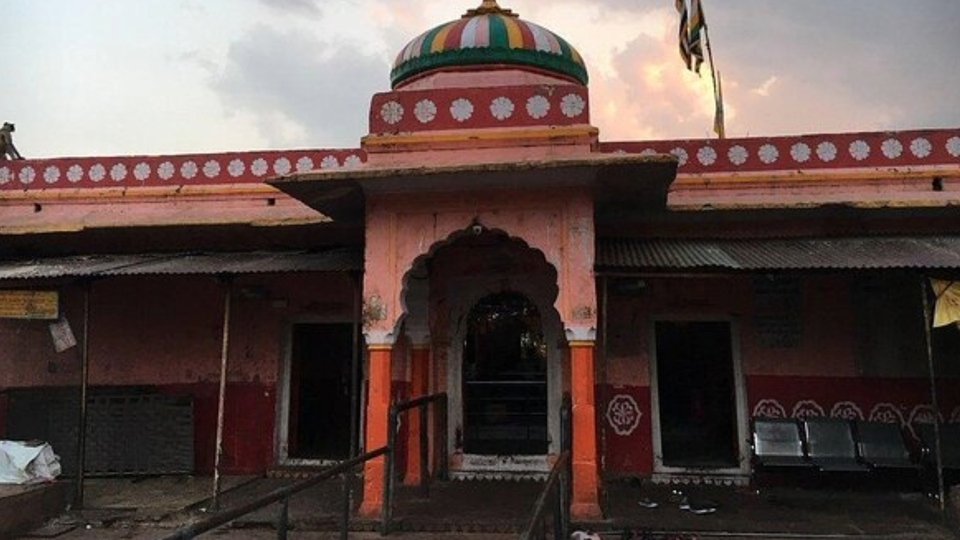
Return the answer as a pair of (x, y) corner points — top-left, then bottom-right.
(518, 451), (571, 540)
(519, 393), (572, 540)
(382, 392), (448, 534)
(161, 446), (388, 540)
(163, 392), (448, 539)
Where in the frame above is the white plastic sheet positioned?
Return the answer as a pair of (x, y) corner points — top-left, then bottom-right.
(0, 441), (61, 484)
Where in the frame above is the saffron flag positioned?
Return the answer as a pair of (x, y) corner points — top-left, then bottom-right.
(714, 71), (726, 139)
(930, 279), (960, 328)
(675, 0), (692, 69)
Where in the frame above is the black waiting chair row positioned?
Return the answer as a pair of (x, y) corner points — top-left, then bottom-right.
(752, 418), (960, 472)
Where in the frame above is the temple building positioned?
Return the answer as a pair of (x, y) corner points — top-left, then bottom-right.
(1, 0), (959, 522)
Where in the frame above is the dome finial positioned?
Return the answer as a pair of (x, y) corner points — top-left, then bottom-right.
(464, 0), (517, 18)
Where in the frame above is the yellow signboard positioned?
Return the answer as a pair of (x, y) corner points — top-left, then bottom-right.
(0, 290), (59, 320)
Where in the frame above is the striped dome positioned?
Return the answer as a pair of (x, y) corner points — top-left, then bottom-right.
(391, 1), (588, 88)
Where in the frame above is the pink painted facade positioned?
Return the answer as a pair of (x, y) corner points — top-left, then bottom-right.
(0, 273), (356, 474)
(598, 273), (960, 478)
(1, 0), (959, 520)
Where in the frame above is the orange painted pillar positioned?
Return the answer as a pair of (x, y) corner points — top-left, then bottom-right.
(404, 344), (430, 485)
(359, 345), (393, 517)
(570, 341), (602, 520)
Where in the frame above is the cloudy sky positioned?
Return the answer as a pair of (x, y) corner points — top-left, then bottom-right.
(4, 0), (959, 158)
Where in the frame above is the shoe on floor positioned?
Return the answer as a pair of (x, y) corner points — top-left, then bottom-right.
(637, 497), (659, 508)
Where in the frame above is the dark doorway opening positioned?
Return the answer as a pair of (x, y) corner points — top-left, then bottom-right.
(287, 323), (354, 460)
(655, 321), (739, 468)
(463, 292), (548, 455)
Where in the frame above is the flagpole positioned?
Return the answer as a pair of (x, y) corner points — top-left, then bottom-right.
(920, 278), (946, 513)
(703, 24), (725, 139)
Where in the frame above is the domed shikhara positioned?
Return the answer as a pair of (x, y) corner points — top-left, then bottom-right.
(391, 0), (588, 89)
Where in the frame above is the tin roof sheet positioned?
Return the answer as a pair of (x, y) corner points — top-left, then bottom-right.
(0, 249), (361, 280)
(597, 237), (960, 271)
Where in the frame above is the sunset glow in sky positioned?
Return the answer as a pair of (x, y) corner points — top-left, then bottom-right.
(4, 0), (959, 157)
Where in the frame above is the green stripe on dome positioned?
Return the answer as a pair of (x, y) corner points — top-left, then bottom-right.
(419, 24), (447, 56)
(489, 14), (509, 49)
(390, 47), (589, 88)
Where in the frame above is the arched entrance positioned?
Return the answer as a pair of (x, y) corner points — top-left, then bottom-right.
(463, 292), (548, 456)
(399, 228), (564, 476)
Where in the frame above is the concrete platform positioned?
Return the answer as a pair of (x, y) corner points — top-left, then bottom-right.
(19, 475), (959, 539)
(0, 482), (69, 538)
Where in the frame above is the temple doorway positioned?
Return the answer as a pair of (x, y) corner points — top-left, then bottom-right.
(400, 229), (564, 475)
(462, 292), (548, 455)
(653, 320), (741, 470)
(282, 322), (354, 462)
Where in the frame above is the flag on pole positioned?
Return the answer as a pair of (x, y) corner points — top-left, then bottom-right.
(713, 70), (726, 139)
(677, 0), (725, 138)
(675, 0), (692, 69)
(688, 0), (706, 74)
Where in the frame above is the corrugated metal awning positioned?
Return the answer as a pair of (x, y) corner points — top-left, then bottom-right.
(597, 237), (960, 271)
(0, 249), (362, 281)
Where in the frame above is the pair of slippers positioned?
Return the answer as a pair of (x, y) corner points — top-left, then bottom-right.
(637, 496), (717, 515)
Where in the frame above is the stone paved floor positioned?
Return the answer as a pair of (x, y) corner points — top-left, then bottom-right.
(17, 475), (959, 539)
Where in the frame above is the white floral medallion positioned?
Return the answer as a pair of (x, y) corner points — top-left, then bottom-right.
(67, 165), (84, 183)
(560, 93), (586, 118)
(227, 159), (245, 177)
(450, 98), (474, 123)
(380, 101), (404, 125)
(273, 157), (292, 175)
(44, 166), (61, 184)
(19, 166), (36, 184)
(89, 164), (106, 183)
(790, 142), (811, 163)
(881, 138), (903, 159)
(639, 148), (658, 157)
(490, 97), (515, 121)
(868, 403), (904, 425)
(251, 158), (269, 177)
(697, 146), (717, 166)
(344, 155), (363, 169)
(849, 140), (870, 161)
(180, 161), (198, 179)
(829, 401), (864, 420)
(133, 162), (151, 181)
(0, 166), (10, 185)
(815, 141), (837, 162)
(908, 404), (942, 426)
(946, 136), (960, 158)
(910, 137), (932, 158)
(728, 145), (748, 165)
(752, 399), (786, 419)
(202, 160), (221, 178)
(758, 144), (779, 164)
(670, 147), (689, 167)
(110, 163), (127, 182)
(791, 399), (824, 419)
(526, 95), (550, 119)
(296, 156), (314, 173)
(606, 394), (642, 436)
(320, 155), (339, 169)
(158, 162), (175, 180)
(414, 99), (437, 124)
